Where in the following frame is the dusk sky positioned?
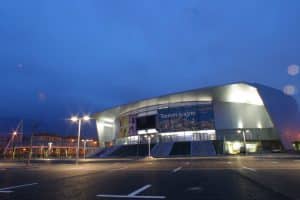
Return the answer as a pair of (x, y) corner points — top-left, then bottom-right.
(0, 0), (299, 137)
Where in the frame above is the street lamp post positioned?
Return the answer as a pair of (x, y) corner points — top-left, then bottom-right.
(238, 129), (248, 155)
(28, 134), (33, 164)
(70, 115), (90, 165)
(148, 136), (151, 157)
(48, 142), (53, 158)
(76, 118), (81, 164)
(28, 123), (38, 165)
(12, 131), (17, 160)
(81, 139), (92, 159)
(144, 134), (153, 158)
(242, 129), (246, 155)
(83, 138), (86, 159)
(138, 129), (157, 158)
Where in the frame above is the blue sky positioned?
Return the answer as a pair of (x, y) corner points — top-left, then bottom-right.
(0, 0), (299, 136)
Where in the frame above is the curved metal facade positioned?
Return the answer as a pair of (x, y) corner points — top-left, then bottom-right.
(93, 82), (299, 149)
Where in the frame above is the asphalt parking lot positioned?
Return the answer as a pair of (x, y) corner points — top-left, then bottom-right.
(1, 155), (300, 200)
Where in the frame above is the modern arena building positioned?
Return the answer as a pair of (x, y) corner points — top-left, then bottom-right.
(92, 82), (300, 157)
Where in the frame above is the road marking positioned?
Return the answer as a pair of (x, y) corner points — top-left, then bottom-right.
(96, 184), (166, 199)
(0, 190), (13, 193)
(186, 186), (203, 192)
(172, 167), (182, 173)
(0, 183), (38, 193)
(96, 194), (166, 199)
(114, 162), (120, 165)
(128, 184), (152, 196)
(69, 167), (83, 170)
(242, 166), (256, 172)
(111, 167), (128, 171)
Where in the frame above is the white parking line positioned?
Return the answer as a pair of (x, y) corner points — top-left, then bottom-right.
(0, 183), (38, 193)
(96, 184), (166, 199)
(69, 167), (84, 170)
(172, 167), (182, 173)
(186, 186), (203, 192)
(184, 162), (190, 165)
(96, 194), (166, 199)
(242, 166), (256, 172)
(128, 184), (151, 196)
(111, 167), (128, 171)
(0, 190), (13, 193)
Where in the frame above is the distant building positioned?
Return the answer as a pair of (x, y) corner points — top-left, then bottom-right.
(32, 133), (62, 146)
(1, 133), (99, 159)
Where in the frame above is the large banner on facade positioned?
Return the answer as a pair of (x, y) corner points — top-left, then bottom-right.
(118, 116), (129, 138)
(118, 114), (137, 138)
(128, 114), (137, 136)
(157, 104), (214, 132)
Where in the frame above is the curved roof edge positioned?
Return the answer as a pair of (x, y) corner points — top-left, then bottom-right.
(92, 81), (266, 118)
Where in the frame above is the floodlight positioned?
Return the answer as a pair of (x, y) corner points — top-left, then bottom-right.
(70, 116), (79, 122)
(83, 115), (91, 121)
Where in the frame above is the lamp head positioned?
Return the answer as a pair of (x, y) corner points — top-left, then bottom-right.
(83, 115), (91, 121)
(70, 116), (79, 122)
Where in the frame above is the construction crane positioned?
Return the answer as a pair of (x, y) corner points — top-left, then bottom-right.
(3, 120), (23, 157)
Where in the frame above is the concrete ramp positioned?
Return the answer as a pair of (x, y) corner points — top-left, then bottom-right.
(191, 141), (216, 156)
(87, 147), (105, 158)
(99, 145), (121, 158)
(151, 142), (174, 157)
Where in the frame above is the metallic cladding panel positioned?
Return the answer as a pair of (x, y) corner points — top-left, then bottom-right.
(254, 83), (300, 149)
(93, 83), (264, 120)
(214, 101), (273, 129)
(212, 83), (264, 105)
(95, 108), (120, 144)
(95, 120), (116, 144)
(117, 90), (213, 116)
